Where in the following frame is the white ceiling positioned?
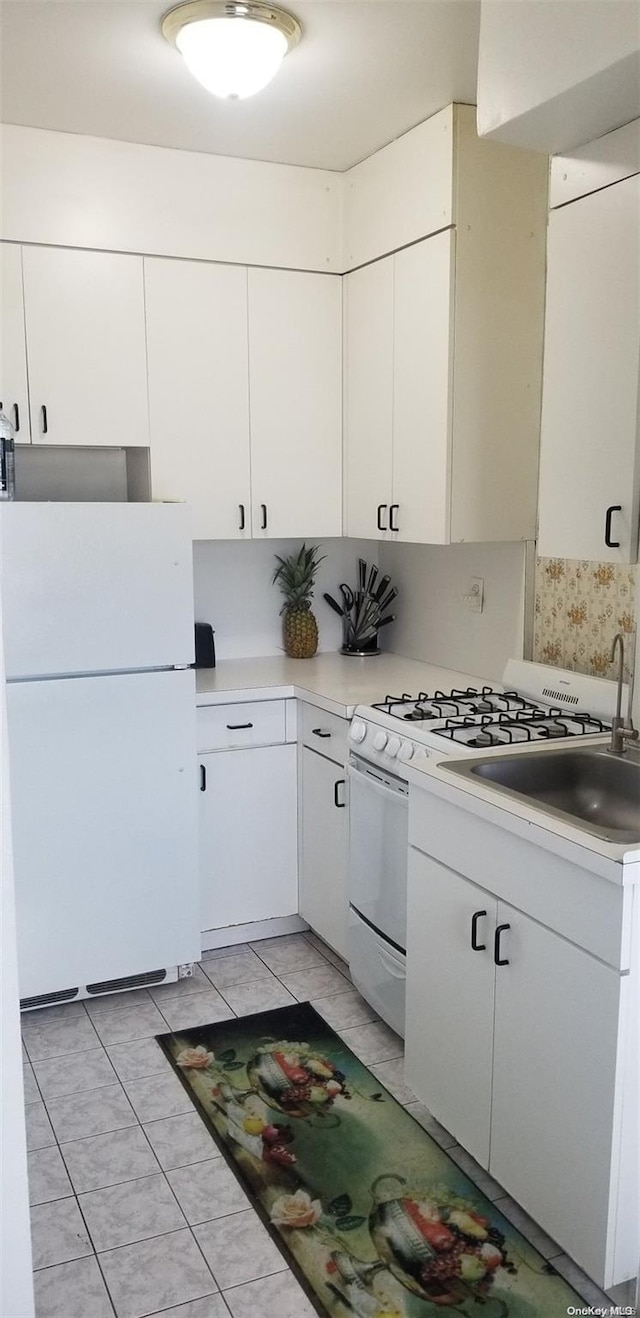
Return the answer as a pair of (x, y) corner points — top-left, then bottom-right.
(0, 0), (480, 170)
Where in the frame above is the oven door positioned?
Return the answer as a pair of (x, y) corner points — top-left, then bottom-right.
(347, 755), (409, 951)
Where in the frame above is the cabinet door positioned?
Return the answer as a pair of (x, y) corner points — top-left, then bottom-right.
(344, 257), (394, 539)
(392, 233), (454, 544)
(405, 850), (496, 1167)
(299, 746), (348, 960)
(538, 175), (640, 562)
(22, 246), (149, 447)
(199, 743), (297, 932)
(490, 902), (622, 1284)
(248, 268), (342, 539)
(1, 243), (30, 441)
(145, 259), (251, 541)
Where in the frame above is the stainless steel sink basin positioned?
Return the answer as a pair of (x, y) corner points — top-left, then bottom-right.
(445, 744), (640, 844)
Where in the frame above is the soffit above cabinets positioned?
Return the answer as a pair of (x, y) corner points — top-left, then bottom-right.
(0, 0), (480, 171)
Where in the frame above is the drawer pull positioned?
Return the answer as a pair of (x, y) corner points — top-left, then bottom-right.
(41, 404), (48, 435)
(471, 909), (487, 952)
(238, 503), (245, 531)
(200, 764), (207, 792)
(376, 503), (388, 532)
(226, 722), (254, 730)
(312, 728), (331, 739)
(494, 923), (511, 966)
(260, 503), (268, 530)
(333, 778), (346, 808)
(389, 503), (399, 532)
(12, 403), (20, 433)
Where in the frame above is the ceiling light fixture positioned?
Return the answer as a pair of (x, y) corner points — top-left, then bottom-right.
(162, 0), (301, 100)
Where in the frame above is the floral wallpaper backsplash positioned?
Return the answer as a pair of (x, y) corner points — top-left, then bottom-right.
(533, 557), (637, 684)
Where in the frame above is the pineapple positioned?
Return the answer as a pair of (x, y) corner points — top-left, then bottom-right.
(272, 544), (325, 659)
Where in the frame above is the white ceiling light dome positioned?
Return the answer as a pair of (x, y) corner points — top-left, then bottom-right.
(162, 1), (301, 100)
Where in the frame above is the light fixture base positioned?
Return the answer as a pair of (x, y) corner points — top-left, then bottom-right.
(161, 0), (301, 55)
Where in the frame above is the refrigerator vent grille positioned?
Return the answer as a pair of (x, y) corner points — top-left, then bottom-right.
(86, 969), (167, 995)
(21, 987), (79, 1011)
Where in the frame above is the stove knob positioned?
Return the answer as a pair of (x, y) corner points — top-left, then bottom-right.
(373, 730), (388, 751)
(397, 740), (414, 762)
(350, 719), (367, 744)
(386, 736), (401, 758)
(412, 747), (429, 762)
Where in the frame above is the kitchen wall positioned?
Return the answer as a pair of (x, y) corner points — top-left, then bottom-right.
(533, 556), (637, 685)
(193, 539), (379, 661)
(376, 540), (528, 682)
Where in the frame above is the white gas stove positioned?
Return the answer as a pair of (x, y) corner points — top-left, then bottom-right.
(346, 659), (626, 1039)
(347, 659), (624, 772)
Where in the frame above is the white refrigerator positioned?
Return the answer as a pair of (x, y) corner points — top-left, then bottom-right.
(1, 502), (200, 1006)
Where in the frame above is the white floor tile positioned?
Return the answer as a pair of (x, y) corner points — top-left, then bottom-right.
(143, 1113), (222, 1172)
(123, 1071), (194, 1123)
(27, 1146), (74, 1205)
(33, 1256), (115, 1318)
(167, 1159), (250, 1225)
(30, 1197), (93, 1269)
(47, 1084), (137, 1143)
(79, 1171), (186, 1251)
(194, 1208), (285, 1290)
(33, 1047), (117, 1100)
(61, 1126), (161, 1194)
(98, 1228), (217, 1318)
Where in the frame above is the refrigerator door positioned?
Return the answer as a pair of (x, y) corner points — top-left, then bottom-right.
(1, 502), (194, 678)
(7, 668), (199, 999)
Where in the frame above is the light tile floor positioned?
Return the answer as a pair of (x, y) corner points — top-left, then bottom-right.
(22, 930), (623, 1318)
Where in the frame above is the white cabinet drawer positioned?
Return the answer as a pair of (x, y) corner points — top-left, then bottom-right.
(196, 700), (286, 751)
(300, 702), (349, 763)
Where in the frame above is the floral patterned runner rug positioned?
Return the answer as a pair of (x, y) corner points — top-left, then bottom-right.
(158, 1002), (583, 1318)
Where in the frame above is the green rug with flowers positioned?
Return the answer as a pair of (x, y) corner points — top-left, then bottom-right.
(158, 1002), (584, 1318)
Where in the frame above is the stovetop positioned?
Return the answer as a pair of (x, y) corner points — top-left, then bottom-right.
(348, 660), (625, 769)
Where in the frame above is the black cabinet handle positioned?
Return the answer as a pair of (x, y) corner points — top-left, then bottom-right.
(604, 505), (622, 549)
(376, 503), (388, 532)
(12, 403), (20, 433)
(494, 923), (511, 966)
(239, 504), (245, 531)
(41, 405), (48, 435)
(471, 910), (487, 952)
(334, 778), (346, 808)
(260, 504), (268, 531)
(389, 503), (399, 532)
(312, 728), (331, 739)
(226, 722), (254, 730)
(200, 764), (206, 792)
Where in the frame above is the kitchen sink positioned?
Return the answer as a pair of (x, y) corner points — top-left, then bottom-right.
(444, 744), (640, 844)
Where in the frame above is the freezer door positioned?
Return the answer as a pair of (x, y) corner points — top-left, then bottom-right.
(7, 668), (199, 999)
(0, 503), (194, 678)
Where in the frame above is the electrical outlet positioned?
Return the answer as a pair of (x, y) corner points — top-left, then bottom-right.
(463, 577), (484, 613)
(177, 963), (194, 979)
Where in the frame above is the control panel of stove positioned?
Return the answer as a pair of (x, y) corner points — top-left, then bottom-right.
(348, 717), (431, 766)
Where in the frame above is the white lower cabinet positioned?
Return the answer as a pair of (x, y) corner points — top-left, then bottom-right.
(405, 852), (496, 1166)
(405, 845), (634, 1289)
(299, 745), (349, 960)
(198, 742), (297, 933)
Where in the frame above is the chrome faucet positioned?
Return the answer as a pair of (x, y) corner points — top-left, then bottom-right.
(609, 633), (638, 754)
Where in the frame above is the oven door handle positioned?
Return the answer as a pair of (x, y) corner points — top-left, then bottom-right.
(348, 764), (408, 804)
(375, 943), (406, 979)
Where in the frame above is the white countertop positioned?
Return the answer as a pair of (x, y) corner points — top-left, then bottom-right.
(195, 652), (489, 718)
(406, 745), (640, 879)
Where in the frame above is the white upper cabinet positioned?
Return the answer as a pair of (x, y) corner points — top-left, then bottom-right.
(392, 233), (454, 544)
(344, 104), (548, 545)
(21, 246), (149, 447)
(538, 174), (640, 563)
(145, 258), (251, 541)
(0, 243), (30, 441)
(344, 257), (394, 540)
(248, 268), (342, 540)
